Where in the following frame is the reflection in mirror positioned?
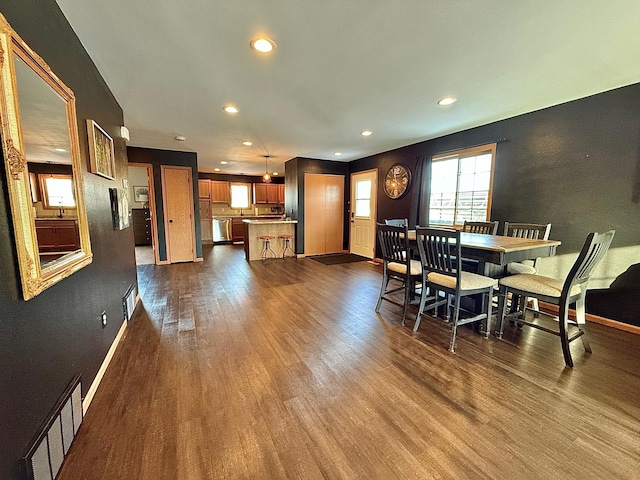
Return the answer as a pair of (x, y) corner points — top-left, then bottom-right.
(0, 14), (92, 299)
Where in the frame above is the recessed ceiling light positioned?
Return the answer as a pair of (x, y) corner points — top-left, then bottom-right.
(214, 168), (220, 172)
(361, 130), (372, 136)
(250, 37), (276, 53)
(438, 96), (457, 106)
(54, 148), (67, 152)
(334, 152), (342, 156)
(220, 161), (228, 165)
(272, 172), (279, 176)
(242, 141), (253, 146)
(174, 135), (186, 141)
(223, 105), (239, 114)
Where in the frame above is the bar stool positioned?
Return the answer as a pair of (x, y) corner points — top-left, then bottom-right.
(258, 235), (276, 260)
(279, 234), (296, 258)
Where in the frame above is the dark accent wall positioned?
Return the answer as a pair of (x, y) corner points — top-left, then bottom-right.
(351, 82), (640, 253)
(127, 147), (202, 261)
(284, 157), (350, 253)
(0, 2), (137, 480)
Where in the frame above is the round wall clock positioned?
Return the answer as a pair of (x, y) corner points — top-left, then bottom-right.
(384, 163), (411, 199)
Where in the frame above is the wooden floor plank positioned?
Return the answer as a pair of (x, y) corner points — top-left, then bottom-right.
(58, 244), (640, 480)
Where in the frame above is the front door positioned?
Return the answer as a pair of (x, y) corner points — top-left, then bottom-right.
(161, 165), (195, 263)
(349, 169), (377, 258)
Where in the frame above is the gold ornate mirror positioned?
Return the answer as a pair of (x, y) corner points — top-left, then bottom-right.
(0, 14), (92, 300)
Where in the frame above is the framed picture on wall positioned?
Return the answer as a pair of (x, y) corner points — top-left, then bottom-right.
(87, 119), (115, 180)
(133, 185), (149, 203)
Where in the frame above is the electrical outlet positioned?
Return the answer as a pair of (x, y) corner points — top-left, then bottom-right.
(101, 311), (107, 327)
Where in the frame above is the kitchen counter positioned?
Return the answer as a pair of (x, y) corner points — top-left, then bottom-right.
(243, 219), (298, 261)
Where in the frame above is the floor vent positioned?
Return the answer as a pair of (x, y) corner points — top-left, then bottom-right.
(123, 283), (138, 322)
(23, 375), (83, 480)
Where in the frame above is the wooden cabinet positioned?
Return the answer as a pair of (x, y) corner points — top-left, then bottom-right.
(35, 219), (80, 252)
(199, 200), (213, 244)
(198, 179), (210, 199)
(231, 217), (245, 242)
(253, 183), (284, 204)
(210, 181), (230, 203)
(132, 208), (152, 246)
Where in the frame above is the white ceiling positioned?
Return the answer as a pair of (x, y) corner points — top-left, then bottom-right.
(55, 0), (640, 176)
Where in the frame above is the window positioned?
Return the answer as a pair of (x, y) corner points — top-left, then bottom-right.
(428, 144), (496, 226)
(354, 179), (372, 218)
(39, 174), (76, 209)
(230, 183), (250, 209)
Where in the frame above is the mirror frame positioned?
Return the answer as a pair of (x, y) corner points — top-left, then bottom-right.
(0, 14), (92, 300)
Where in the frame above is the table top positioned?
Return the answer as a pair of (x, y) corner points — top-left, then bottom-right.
(407, 231), (561, 253)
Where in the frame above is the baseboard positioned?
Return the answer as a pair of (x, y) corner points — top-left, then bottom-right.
(538, 301), (640, 334)
(82, 318), (128, 414)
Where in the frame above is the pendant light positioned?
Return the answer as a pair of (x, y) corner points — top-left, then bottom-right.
(262, 155), (272, 183)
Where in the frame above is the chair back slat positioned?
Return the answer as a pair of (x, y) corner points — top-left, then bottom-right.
(377, 223), (409, 265)
(504, 222), (551, 240)
(463, 221), (499, 235)
(563, 230), (615, 294)
(415, 227), (460, 278)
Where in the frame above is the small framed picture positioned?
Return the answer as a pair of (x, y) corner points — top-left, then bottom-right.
(87, 119), (115, 180)
(133, 185), (149, 203)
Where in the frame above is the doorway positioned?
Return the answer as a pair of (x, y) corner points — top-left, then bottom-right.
(128, 163), (158, 265)
(304, 173), (344, 256)
(161, 165), (196, 263)
(349, 169), (377, 258)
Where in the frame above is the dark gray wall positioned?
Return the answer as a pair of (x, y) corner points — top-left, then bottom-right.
(351, 83), (640, 254)
(0, 1), (137, 479)
(128, 147), (203, 261)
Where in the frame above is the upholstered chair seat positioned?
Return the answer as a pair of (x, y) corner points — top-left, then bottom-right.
(500, 273), (582, 298)
(388, 260), (422, 276)
(428, 271), (496, 291)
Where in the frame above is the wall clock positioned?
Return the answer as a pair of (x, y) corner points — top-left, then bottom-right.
(384, 163), (411, 199)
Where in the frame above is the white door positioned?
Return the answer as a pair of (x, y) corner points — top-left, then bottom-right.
(350, 169), (377, 258)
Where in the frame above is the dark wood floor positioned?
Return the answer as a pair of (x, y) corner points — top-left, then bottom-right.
(59, 245), (640, 479)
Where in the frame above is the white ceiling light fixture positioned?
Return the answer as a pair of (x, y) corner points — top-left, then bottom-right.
(250, 37), (276, 53)
(223, 105), (239, 114)
(273, 172), (279, 176)
(242, 141), (253, 146)
(361, 130), (372, 136)
(54, 148), (67, 152)
(220, 161), (228, 165)
(214, 168), (220, 172)
(174, 135), (186, 141)
(334, 152), (342, 156)
(438, 96), (457, 106)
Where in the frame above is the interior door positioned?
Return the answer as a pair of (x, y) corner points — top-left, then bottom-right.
(161, 165), (195, 263)
(304, 173), (344, 255)
(350, 169), (377, 258)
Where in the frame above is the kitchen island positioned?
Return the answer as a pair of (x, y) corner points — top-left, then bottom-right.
(243, 219), (298, 261)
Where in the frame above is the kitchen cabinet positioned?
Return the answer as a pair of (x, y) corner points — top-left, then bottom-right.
(198, 179), (210, 199)
(132, 208), (152, 246)
(35, 218), (80, 252)
(231, 217), (245, 242)
(199, 200), (213, 244)
(210, 181), (230, 203)
(253, 183), (284, 204)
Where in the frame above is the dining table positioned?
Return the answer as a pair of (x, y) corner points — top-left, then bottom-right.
(406, 230), (562, 276)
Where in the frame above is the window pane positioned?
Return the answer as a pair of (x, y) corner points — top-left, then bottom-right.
(355, 180), (371, 200)
(45, 177), (75, 207)
(355, 199), (370, 217)
(476, 154), (492, 172)
(230, 185), (249, 209)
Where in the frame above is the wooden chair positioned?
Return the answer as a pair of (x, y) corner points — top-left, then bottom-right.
(375, 223), (422, 325)
(497, 230), (615, 367)
(384, 218), (408, 227)
(503, 222), (552, 312)
(413, 227), (495, 352)
(462, 221), (499, 235)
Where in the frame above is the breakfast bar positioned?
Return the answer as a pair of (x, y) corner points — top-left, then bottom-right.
(243, 219), (298, 261)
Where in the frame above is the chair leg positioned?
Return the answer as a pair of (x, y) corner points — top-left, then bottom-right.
(375, 268), (389, 312)
(402, 276), (411, 326)
(449, 297), (461, 353)
(558, 301), (574, 368)
(482, 288), (492, 338)
(497, 286), (508, 338)
(413, 277), (428, 332)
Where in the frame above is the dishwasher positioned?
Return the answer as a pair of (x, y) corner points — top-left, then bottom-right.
(212, 217), (232, 243)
